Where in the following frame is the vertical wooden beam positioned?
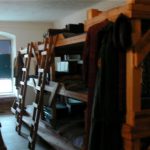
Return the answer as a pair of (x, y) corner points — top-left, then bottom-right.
(126, 19), (141, 126)
(87, 9), (102, 20)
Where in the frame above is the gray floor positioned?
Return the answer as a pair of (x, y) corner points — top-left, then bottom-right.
(0, 113), (55, 150)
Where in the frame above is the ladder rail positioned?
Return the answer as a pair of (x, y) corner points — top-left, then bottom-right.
(28, 35), (58, 150)
(16, 43), (33, 134)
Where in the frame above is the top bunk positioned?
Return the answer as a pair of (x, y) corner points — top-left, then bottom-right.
(85, 2), (150, 31)
(56, 33), (86, 47)
(18, 1), (150, 105)
(18, 2), (150, 53)
(43, 2), (150, 48)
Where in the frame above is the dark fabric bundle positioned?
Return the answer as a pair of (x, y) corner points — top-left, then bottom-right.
(113, 13), (132, 51)
(88, 21), (126, 150)
(14, 51), (24, 89)
(82, 19), (110, 149)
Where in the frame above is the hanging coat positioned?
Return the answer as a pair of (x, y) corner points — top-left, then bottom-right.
(88, 23), (124, 150)
(14, 51), (24, 89)
(83, 20), (110, 149)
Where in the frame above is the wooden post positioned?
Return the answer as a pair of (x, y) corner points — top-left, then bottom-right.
(124, 19), (142, 150)
(87, 9), (102, 20)
(126, 19), (142, 126)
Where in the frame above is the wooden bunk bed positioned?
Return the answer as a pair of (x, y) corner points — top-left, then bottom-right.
(13, 0), (150, 149)
(83, 1), (150, 150)
(17, 35), (86, 150)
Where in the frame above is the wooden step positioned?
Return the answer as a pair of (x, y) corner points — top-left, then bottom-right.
(41, 51), (47, 55)
(16, 108), (21, 113)
(18, 94), (22, 99)
(11, 107), (16, 114)
(24, 54), (29, 58)
(28, 136), (33, 143)
(38, 68), (44, 73)
(22, 68), (27, 72)
(33, 102), (38, 108)
(20, 81), (25, 85)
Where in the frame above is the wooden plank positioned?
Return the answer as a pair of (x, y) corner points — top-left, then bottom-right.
(57, 85), (87, 102)
(87, 9), (102, 20)
(85, 4), (131, 31)
(20, 81), (25, 85)
(41, 51), (47, 55)
(37, 122), (78, 150)
(24, 54), (28, 58)
(44, 81), (59, 106)
(38, 44), (44, 51)
(22, 116), (78, 150)
(44, 81), (58, 93)
(85, 4), (150, 31)
(19, 47), (27, 54)
(11, 107), (16, 114)
(56, 33), (86, 47)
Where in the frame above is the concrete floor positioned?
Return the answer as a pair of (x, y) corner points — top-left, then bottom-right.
(0, 113), (55, 150)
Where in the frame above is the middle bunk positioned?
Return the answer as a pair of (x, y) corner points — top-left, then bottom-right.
(13, 29), (87, 150)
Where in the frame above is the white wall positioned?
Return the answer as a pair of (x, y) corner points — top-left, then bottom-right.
(0, 21), (53, 95)
(53, 0), (125, 28)
(0, 21), (53, 52)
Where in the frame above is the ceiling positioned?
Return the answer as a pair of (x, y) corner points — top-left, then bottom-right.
(0, 0), (125, 22)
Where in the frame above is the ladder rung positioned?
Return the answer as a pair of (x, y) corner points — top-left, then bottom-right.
(22, 68), (26, 72)
(16, 101), (19, 105)
(33, 102), (38, 108)
(11, 107), (16, 114)
(16, 121), (19, 126)
(20, 81), (25, 85)
(16, 101), (22, 106)
(41, 51), (47, 55)
(28, 136), (33, 143)
(36, 86), (41, 91)
(46, 44), (49, 49)
(38, 44), (44, 51)
(16, 108), (21, 113)
(38, 68), (44, 73)
(18, 94), (22, 99)
(24, 54), (28, 58)
(31, 120), (35, 126)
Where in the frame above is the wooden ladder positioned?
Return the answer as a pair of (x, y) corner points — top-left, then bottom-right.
(16, 43), (33, 134)
(28, 35), (58, 150)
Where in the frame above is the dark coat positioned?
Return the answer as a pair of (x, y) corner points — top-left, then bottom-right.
(14, 51), (24, 89)
(83, 20), (110, 149)
(88, 23), (125, 150)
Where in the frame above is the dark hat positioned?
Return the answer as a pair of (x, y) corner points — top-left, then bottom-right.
(113, 13), (132, 51)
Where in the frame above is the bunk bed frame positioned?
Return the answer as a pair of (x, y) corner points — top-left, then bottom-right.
(13, 0), (150, 149)
(83, 1), (150, 149)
